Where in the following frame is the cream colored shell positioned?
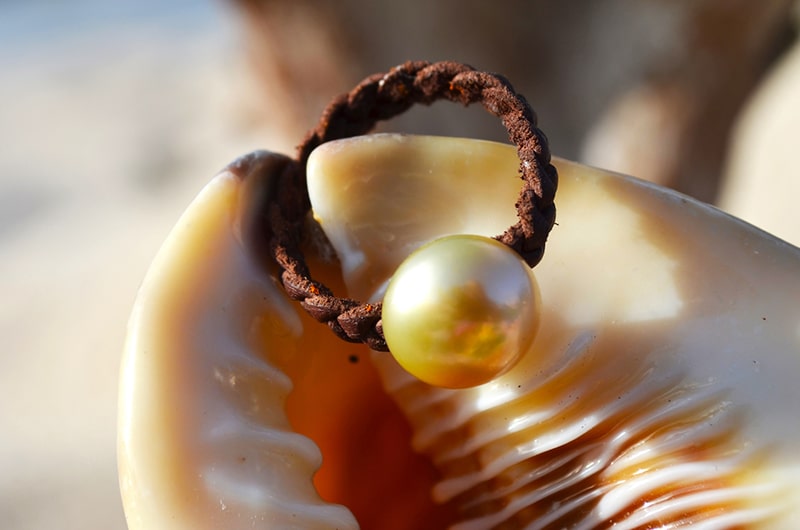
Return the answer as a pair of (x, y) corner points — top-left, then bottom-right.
(119, 134), (800, 529)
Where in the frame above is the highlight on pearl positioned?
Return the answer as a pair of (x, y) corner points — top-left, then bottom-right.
(381, 234), (541, 388)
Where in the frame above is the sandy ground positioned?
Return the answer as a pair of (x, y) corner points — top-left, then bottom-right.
(0, 2), (291, 528)
(1, 2), (798, 529)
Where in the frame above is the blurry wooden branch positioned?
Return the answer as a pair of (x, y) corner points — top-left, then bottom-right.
(228, 0), (796, 203)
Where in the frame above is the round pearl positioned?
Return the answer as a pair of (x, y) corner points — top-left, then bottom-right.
(382, 235), (541, 388)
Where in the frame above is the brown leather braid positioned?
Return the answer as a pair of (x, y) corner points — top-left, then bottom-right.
(269, 60), (558, 352)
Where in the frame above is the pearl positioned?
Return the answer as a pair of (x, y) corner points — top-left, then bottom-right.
(382, 235), (541, 388)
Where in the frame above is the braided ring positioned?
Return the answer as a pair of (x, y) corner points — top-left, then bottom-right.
(268, 60), (557, 352)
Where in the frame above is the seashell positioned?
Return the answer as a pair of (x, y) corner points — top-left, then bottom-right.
(119, 134), (800, 528)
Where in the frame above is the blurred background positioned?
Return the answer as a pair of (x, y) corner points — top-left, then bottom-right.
(1, 0), (798, 528)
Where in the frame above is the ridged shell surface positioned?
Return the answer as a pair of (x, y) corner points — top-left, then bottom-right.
(308, 134), (800, 528)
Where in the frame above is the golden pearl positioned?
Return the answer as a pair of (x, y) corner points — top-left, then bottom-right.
(382, 235), (541, 388)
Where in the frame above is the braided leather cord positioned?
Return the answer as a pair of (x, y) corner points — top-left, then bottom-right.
(269, 60), (558, 352)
